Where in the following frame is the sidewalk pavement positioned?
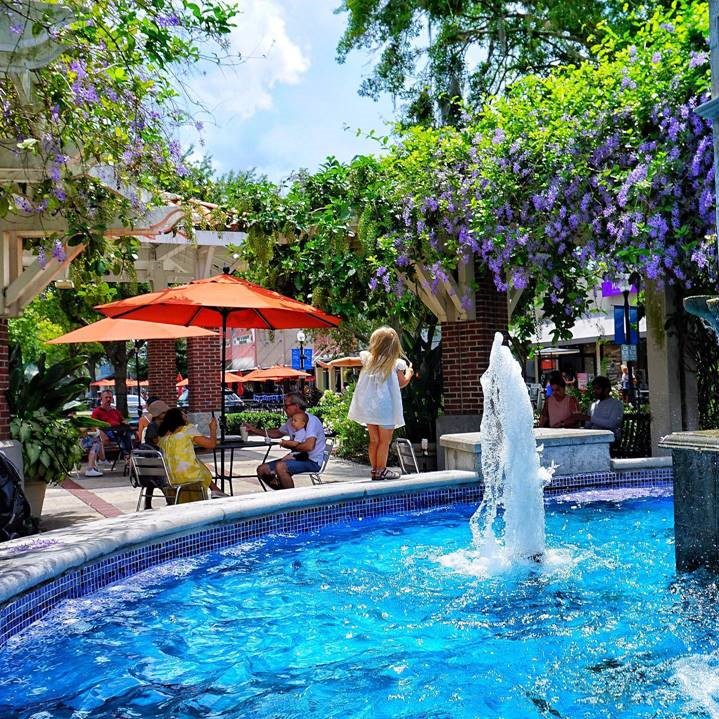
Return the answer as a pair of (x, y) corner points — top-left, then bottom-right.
(40, 443), (373, 533)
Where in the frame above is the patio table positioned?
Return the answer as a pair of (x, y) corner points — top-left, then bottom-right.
(212, 436), (280, 495)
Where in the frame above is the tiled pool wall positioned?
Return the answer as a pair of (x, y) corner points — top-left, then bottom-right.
(0, 467), (673, 647)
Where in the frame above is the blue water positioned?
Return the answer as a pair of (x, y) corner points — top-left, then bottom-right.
(3, 488), (719, 718)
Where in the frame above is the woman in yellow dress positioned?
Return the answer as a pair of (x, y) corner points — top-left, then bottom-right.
(157, 407), (223, 502)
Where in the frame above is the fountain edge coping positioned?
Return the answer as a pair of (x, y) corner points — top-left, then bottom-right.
(0, 471), (478, 605)
(659, 430), (719, 452)
(440, 428), (614, 452)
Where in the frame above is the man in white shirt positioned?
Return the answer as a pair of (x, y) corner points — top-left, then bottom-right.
(245, 392), (326, 489)
(584, 376), (624, 441)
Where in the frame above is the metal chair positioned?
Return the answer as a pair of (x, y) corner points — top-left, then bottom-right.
(309, 437), (335, 485)
(129, 449), (171, 511)
(394, 438), (419, 475)
(130, 449), (208, 508)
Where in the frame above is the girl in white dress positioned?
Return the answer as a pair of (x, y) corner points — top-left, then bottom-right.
(343, 326), (414, 480)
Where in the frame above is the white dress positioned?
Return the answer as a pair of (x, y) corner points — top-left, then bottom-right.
(347, 351), (407, 428)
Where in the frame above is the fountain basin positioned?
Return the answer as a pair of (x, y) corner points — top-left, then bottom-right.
(0, 466), (674, 647)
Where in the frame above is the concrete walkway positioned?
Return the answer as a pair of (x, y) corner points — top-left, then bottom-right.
(40, 442), (373, 532)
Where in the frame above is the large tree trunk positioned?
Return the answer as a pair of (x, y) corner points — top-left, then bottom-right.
(103, 341), (129, 416)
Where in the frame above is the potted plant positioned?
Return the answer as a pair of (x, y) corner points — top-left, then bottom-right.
(7, 347), (107, 518)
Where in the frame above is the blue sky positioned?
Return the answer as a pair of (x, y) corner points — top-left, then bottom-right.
(183, 0), (395, 182)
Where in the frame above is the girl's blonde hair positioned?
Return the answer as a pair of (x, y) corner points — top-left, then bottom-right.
(365, 326), (408, 380)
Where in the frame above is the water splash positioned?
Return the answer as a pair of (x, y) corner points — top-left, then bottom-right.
(470, 332), (554, 562)
(673, 655), (719, 718)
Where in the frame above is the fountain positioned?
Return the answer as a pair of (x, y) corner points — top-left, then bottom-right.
(470, 332), (553, 562)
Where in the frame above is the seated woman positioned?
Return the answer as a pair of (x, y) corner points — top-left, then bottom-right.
(538, 371), (584, 429)
(157, 408), (225, 502)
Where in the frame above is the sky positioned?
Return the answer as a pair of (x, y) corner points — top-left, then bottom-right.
(181, 0), (396, 182)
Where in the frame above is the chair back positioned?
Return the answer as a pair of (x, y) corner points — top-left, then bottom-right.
(394, 438), (419, 474)
(318, 437), (334, 473)
(130, 449), (170, 490)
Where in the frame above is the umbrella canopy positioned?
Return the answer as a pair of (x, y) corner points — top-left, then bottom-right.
(89, 378), (116, 387)
(242, 366), (311, 382)
(176, 371), (245, 388)
(96, 274), (340, 330)
(96, 273), (341, 438)
(47, 317), (218, 344)
(90, 379), (150, 387)
(49, 318), (217, 415)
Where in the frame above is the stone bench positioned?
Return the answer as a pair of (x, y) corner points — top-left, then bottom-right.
(439, 428), (615, 477)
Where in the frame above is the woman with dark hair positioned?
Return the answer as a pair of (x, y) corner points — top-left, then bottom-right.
(537, 371), (583, 429)
(158, 408), (224, 501)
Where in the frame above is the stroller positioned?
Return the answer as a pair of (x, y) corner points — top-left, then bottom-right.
(0, 451), (38, 541)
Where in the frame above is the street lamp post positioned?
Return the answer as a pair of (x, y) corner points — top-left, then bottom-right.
(297, 330), (306, 393)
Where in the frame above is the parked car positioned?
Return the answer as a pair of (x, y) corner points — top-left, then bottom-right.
(126, 395), (145, 416)
(177, 388), (244, 412)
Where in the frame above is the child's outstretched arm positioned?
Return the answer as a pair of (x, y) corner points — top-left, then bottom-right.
(328, 357), (363, 367)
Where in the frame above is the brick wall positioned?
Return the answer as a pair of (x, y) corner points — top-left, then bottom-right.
(187, 335), (222, 412)
(147, 339), (178, 407)
(441, 271), (508, 415)
(0, 320), (9, 439)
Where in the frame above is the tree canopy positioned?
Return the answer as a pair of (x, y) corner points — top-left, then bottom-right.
(335, 0), (675, 124)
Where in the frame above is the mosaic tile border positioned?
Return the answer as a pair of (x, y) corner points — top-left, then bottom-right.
(0, 468), (672, 646)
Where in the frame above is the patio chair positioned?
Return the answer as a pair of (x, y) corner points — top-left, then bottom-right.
(130, 449), (208, 508)
(129, 449), (171, 512)
(309, 437), (335, 485)
(394, 438), (419, 475)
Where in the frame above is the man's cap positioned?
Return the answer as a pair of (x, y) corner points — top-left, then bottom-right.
(148, 400), (170, 418)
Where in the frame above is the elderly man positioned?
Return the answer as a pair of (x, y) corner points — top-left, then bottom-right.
(583, 375), (624, 441)
(91, 389), (133, 458)
(245, 392), (326, 490)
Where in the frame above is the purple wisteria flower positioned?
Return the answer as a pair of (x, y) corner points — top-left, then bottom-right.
(690, 51), (709, 68)
(37, 247), (46, 269)
(51, 240), (65, 262)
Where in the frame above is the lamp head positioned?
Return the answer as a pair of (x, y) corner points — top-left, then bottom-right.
(296, 330), (306, 343)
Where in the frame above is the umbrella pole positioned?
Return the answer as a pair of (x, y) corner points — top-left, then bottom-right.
(220, 311), (228, 443)
(134, 340), (143, 418)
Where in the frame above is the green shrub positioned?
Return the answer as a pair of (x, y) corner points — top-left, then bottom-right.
(225, 410), (286, 433)
(316, 385), (368, 461)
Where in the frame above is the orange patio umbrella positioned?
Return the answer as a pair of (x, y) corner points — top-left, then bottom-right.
(176, 371), (245, 387)
(96, 272), (341, 437)
(242, 365), (311, 382)
(89, 378), (116, 387)
(49, 317), (217, 415)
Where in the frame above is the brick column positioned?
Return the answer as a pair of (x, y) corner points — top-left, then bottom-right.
(442, 273), (508, 414)
(436, 271), (508, 466)
(0, 320), (9, 439)
(187, 335), (222, 412)
(147, 339), (178, 406)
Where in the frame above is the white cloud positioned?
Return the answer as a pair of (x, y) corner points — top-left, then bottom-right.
(186, 0), (310, 124)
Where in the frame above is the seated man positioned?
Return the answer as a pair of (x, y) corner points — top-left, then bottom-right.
(245, 392), (326, 490)
(583, 375), (624, 440)
(91, 389), (133, 458)
(80, 429), (105, 477)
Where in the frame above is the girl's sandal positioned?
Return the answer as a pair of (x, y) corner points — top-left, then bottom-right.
(370, 469), (379, 481)
(374, 468), (401, 481)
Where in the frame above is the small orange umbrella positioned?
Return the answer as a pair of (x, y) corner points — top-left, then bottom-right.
(90, 378), (116, 387)
(96, 273), (340, 437)
(176, 371), (244, 387)
(242, 365), (311, 382)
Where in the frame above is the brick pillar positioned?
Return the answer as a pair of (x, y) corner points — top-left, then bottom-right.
(0, 320), (9, 439)
(442, 274), (508, 414)
(187, 335), (222, 412)
(436, 271), (508, 466)
(147, 339), (178, 406)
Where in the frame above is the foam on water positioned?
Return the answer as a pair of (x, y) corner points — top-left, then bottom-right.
(468, 332), (554, 564)
(673, 654), (719, 718)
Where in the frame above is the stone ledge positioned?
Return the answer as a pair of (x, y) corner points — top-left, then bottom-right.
(611, 456), (672, 471)
(440, 429), (615, 476)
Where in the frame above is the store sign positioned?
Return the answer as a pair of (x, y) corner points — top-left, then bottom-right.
(291, 348), (313, 370)
(621, 344), (637, 362)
